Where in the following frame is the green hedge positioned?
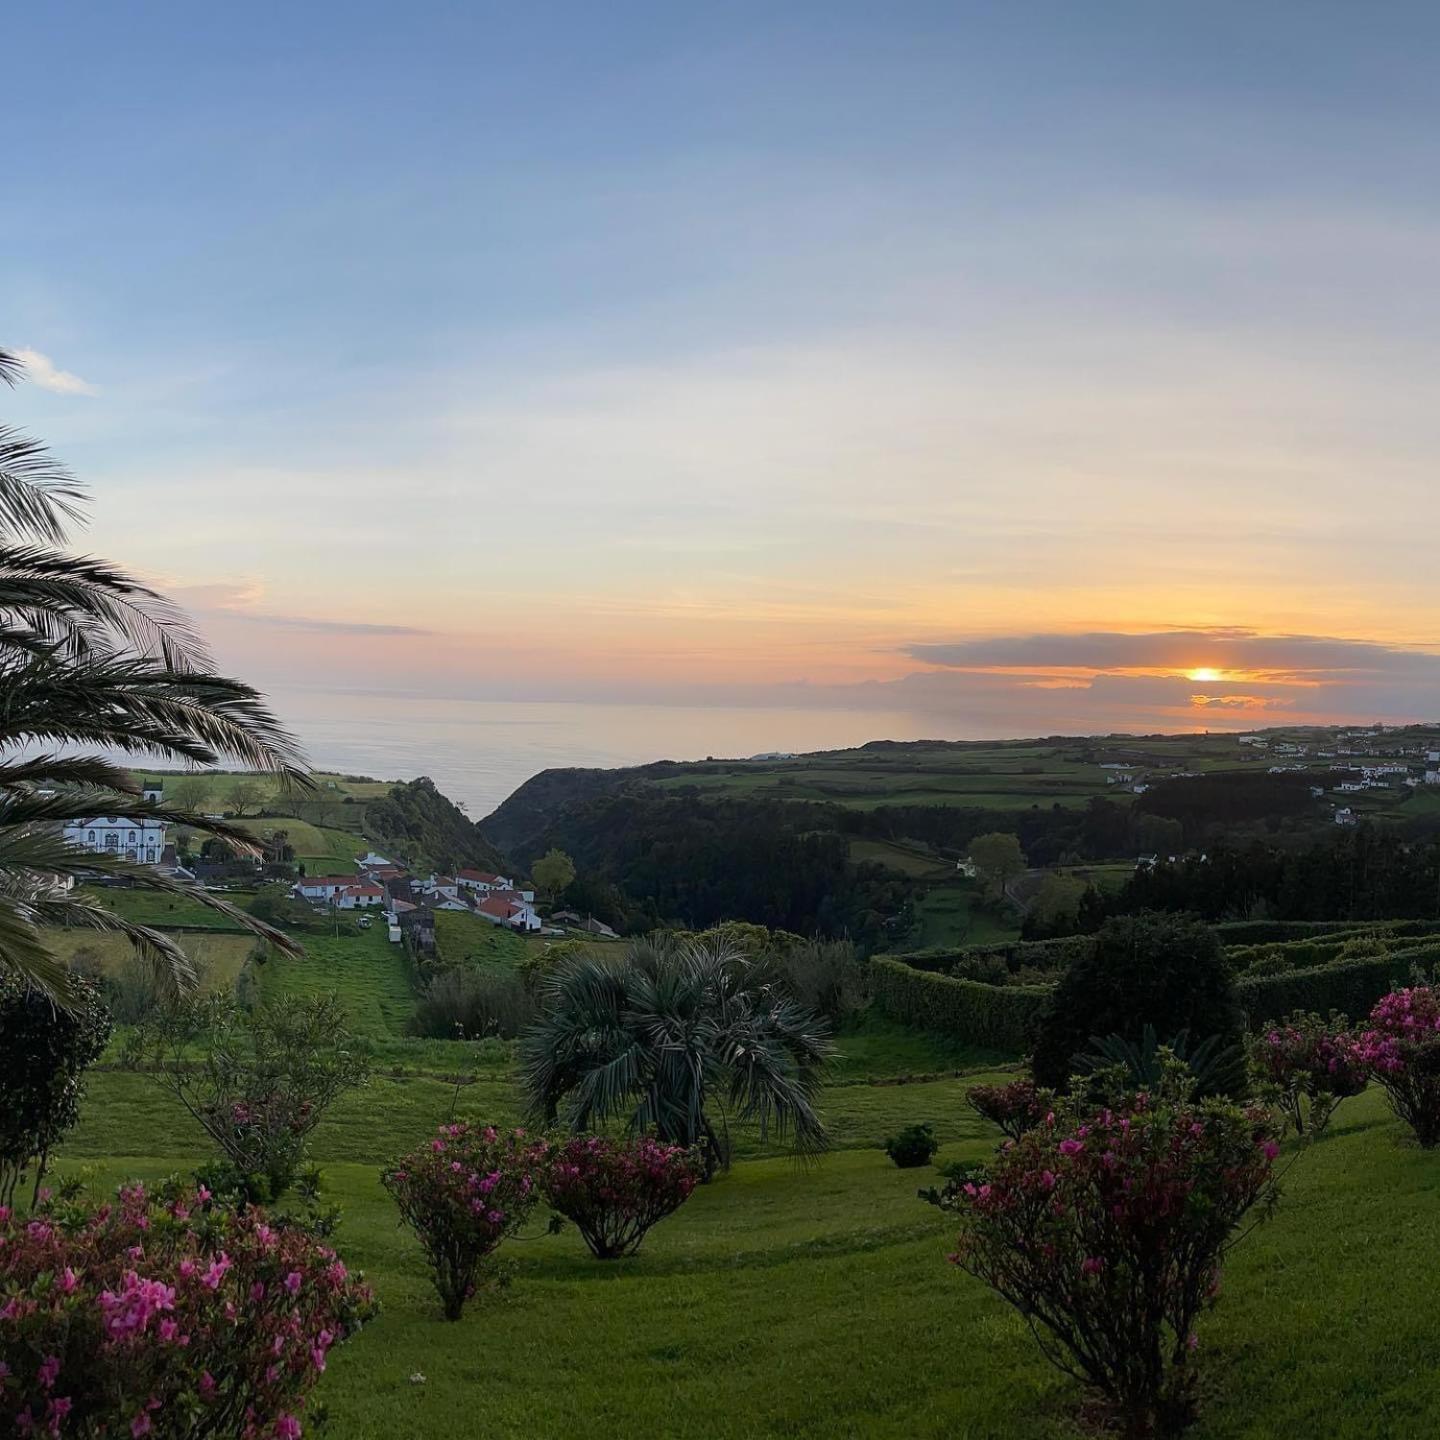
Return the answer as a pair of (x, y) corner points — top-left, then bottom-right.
(871, 958), (1048, 1052)
(1217, 919), (1440, 947)
(889, 935), (1093, 977)
(1236, 956), (1397, 1028)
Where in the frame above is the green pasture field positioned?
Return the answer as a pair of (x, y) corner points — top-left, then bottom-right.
(70, 884), (255, 931)
(252, 925), (417, 1037)
(52, 1070), (1440, 1438)
(42, 928), (255, 994)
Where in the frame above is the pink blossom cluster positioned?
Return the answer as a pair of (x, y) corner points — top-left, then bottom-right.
(0, 1181), (374, 1438)
(541, 1135), (702, 1259)
(382, 1123), (548, 1320)
(1252, 1011), (1367, 1140)
(947, 1090), (1279, 1426)
(1353, 987), (1440, 1074)
(1352, 987), (1440, 1147)
(967, 1078), (1053, 1142)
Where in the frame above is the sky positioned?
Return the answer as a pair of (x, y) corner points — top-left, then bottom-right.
(6, 1), (1440, 739)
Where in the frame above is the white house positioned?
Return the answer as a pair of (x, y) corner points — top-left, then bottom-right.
(64, 815), (167, 865)
(476, 894), (542, 932)
(334, 883), (386, 910)
(293, 875), (359, 902)
(454, 869), (514, 893)
(1335, 807), (1357, 826)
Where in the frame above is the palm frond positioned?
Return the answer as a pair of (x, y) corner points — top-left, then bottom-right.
(0, 425), (87, 545)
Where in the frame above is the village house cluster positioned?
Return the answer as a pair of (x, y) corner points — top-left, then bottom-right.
(290, 854), (546, 944)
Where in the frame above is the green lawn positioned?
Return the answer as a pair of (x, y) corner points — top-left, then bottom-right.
(42, 929), (254, 994)
(253, 925), (417, 1037)
(432, 909), (535, 972)
(52, 1078), (1440, 1437)
(908, 884), (1020, 949)
(73, 884), (255, 931)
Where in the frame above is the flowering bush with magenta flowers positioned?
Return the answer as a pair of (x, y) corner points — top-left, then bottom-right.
(966, 1078), (1053, 1142)
(0, 1178), (374, 1439)
(381, 1123), (547, 1319)
(1353, 986), (1440, 1147)
(947, 1085), (1279, 1437)
(542, 1135), (701, 1258)
(1250, 1011), (1366, 1137)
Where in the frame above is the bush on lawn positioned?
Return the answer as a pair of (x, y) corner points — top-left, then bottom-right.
(882, 1123), (939, 1169)
(135, 995), (369, 1200)
(410, 967), (534, 1040)
(542, 1135), (702, 1258)
(1354, 987), (1440, 1147)
(1250, 1011), (1366, 1137)
(1031, 913), (1245, 1096)
(947, 1068), (1280, 1436)
(0, 974), (111, 1209)
(966, 1078), (1053, 1142)
(0, 1178), (374, 1439)
(382, 1122), (548, 1319)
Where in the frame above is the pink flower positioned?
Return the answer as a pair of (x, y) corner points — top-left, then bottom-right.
(284, 1271), (303, 1296)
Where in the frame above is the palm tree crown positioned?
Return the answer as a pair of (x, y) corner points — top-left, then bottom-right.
(0, 346), (309, 998)
(520, 937), (833, 1174)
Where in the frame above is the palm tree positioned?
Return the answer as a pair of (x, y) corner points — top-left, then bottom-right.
(0, 346), (308, 998)
(519, 937), (833, 1175)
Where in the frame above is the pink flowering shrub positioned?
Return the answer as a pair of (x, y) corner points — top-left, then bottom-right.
(948, 1089), (1279, 1436)
(541, 1136), (701, 1259)
(0, 1179), (374, 1438)
(382, 1123), (548, 1319)
(1250, 1011), (1367, 1137)
(966, 1078), (1052, 1142)
(1353, 986), (1440, 1147)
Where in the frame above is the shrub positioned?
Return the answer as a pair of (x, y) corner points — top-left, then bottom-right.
(0, 1178), (374, 1438)
(870, 958), (1049, 1052)
(135, 995), (369, 1199)
(1354, 987), (1440, 1147)
(1250, 1012), (1366, 1137)
(967, 1078), (1052, 1142)
(382, 1122), (548, 1319)
(883, 1123), (939, 1169)
(1031, 913), (1245, 1095)
(411, 968), (534, 1040)
(773, 939), (871, 1022)
(947, 1084), (1280, 1435)
(0, 974), (111, 1208)
(542, 1135), (702, 1258)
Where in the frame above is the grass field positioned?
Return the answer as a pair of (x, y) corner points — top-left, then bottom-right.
(432, 909), (537, 973)
(70, 884), (256, 930)
(53, 1070), (1440, 1438)
(42, 929), (255, 994)
(252, 925), (418, 1037)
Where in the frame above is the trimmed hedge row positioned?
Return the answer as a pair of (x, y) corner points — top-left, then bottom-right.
(871, 957), (1048, 1052)
(1235, 957), (1394, 1028)
(889, 934), (1093, 977)
(1216, 919), (1440, 946)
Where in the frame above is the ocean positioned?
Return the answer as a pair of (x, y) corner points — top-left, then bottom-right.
(268, 691), (933, 818)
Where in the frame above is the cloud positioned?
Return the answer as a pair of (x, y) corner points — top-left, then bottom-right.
(166, 580), (433, 637)
(904, 628), (1440, 682)
(232, 613), (433, 637)
(13, 347), (96, 396)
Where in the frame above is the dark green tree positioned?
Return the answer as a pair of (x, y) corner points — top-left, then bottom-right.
(1030, 912), (1245, 1095)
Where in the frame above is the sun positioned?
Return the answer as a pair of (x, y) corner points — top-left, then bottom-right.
(1188, 667), (1223, 682)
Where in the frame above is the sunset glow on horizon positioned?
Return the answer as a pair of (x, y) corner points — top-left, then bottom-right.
(7, 3), (1440, 741)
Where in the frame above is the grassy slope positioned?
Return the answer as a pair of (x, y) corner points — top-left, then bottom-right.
(253, 926), (417, 1037)
(432, 909), (534, 972)
(42, 930), (254, 994)
(55, 1082), (1440, 1438)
